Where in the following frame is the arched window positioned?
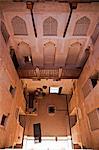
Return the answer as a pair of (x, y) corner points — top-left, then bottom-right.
(43, 17), (58, 36)
(91, 22), (99, 44)
(73, 16), (90, 36)
(1, 21), (10, 43)
(11, 16), (28, 35)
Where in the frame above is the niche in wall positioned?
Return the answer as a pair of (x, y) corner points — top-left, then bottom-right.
(90, 72), (99, 88)
(88, 108), (99, 131)
(0, 114), (8, 126)
(9, 85), (16, 97)
(24, 56), (32, 64)
(91, 79), (97, 88)
(48, 105), (56, 115)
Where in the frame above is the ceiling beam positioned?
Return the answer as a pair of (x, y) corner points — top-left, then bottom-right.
(26, 1), (37, 37)
(63, 3), (77, 37)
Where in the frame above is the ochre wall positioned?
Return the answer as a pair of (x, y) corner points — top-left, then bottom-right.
(69, 36), (99, 149)
(0, 17), (26, 148)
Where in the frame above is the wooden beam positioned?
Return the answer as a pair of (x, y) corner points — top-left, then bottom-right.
(26, 1), (37, 37)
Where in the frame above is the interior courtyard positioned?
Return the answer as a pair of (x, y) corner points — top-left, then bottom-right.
(0, 0), (99, 149)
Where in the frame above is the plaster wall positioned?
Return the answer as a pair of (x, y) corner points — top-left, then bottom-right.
(0, 17), (26, 148)
(69, 36), (99, 149)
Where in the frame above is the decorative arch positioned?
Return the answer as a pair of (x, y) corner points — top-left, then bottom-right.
(18, 41), (31, 54)
(43, 17), (58, 36)
(1, 21), (10, 43)
(73, 16), (90, 36)
(66, 42), (82, 65)
(11, 16), (28, 35)
(43, 42), (56, 66)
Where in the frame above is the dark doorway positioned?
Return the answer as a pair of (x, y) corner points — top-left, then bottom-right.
(29, 92), (34, 108)
(33, 123), (41, 143)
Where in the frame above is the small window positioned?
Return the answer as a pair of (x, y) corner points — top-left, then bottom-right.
(50, 87), (59, 94)
(91, 73), (99, 88)
(24, 56), (32, 63)
(91, 79), (97, 88)
(9, 85), (16, 96)
(0, 114), (8, 126)
(48, 106), (56, 114)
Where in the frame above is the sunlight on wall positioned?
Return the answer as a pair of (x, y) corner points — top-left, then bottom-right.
(23, 136), (72, 150)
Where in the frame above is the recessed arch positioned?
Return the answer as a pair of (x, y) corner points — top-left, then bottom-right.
(43, 17), (58, 36)
(1, 21), (10, 43)
(11, 16), (28, 35)
(66, 42), (82, 65)
(18, 41), (31, 54)
(73, 16), (90, 36)
(43, 42), (56, 66)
